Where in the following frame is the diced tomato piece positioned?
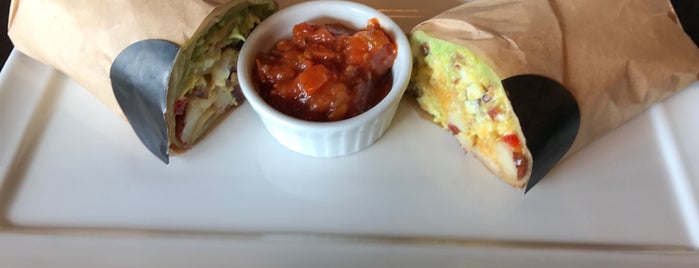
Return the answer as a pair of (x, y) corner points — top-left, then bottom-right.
(306, 43), (339, 61)
(311, 26), (335, 43)
(275, 39), (295, 51)
(257, 60), (296, 83)
(344, 28), (395, 76)
(324, 83), (351, 121)
(503, 133), (521, 149)
(345, 34), (370, 66)
(297, 64), (331, 95)
(292, 22), (314, 46)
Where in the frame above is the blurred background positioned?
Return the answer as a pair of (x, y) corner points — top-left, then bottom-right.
(1, 0), (12, 70)
(0, 0), (696, 71)
(672, 0), (699, 46)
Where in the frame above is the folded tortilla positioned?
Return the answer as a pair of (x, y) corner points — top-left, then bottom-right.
(8, 0), (277, 153)
(409, 0), (699, 189)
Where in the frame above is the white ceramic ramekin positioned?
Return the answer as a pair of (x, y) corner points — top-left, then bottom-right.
(237, 0), (412, 157)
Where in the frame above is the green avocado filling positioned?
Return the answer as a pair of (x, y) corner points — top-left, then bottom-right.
(409, 30), (508, 138)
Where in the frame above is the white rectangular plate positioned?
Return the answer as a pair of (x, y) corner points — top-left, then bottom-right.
(1, 0), (698, 266)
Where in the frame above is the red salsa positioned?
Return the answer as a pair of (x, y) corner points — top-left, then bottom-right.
(254, 18), (397, 121)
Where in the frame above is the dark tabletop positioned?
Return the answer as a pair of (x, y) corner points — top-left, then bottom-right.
(673, 0), (699, 46)
(0, 0), (695, 71)
(0, 0), (12, 70)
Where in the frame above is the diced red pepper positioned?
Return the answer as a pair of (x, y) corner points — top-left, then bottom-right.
(503, 133), (521, 149)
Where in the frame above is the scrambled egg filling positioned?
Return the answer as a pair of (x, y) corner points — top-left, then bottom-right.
(410, 31), (528, 184)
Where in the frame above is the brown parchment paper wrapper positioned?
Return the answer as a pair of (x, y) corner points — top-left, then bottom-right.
(8, 0), (276, 162)
(412, 0), (699, 161)
(7, 0), (258, 118)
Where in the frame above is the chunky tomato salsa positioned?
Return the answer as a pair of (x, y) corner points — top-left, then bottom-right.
(253, 18), (397, 121)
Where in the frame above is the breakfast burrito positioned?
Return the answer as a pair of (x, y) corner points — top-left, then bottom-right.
(166, 0), (276, 151)
(409, 0), (699, 189)
(8, 0), (277, 161)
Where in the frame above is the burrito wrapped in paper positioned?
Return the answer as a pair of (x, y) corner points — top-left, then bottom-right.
(409, 0), (699, 190)
(8, 0), (277, 162)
